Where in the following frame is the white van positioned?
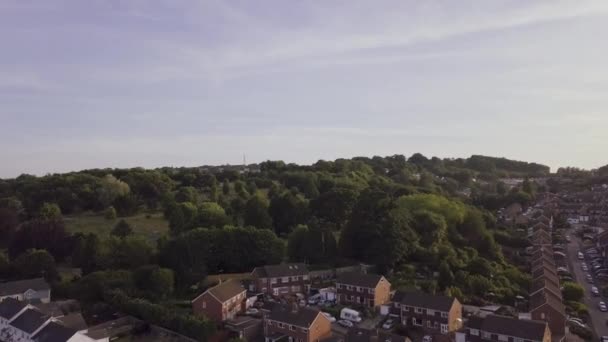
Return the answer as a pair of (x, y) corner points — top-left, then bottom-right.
(340, 308), (362, 322)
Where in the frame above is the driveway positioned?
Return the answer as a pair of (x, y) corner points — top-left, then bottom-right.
(566, 236), (608, 339)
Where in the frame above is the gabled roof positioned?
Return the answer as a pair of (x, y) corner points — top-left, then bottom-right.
(470, 315), (548, 341)
(529, 289), (565, 316)
(32, 321), (78, 342)
(56, 313), (88, 331)
(531, 264), (558, 282)
(530, 246), (553, 261)
(531, 255), (555, 271)
(394, 291), (456, 312)
(336, 273), (388, 289)
(0, 278), (49, 296)
(194, 279), (246, 303)
(10, 308), (49, 334)
(267, 305), (323, 328)
(0, 297), (27, 319)
(346, 328), (411, 342)
(530, 277), (561, 299)
(252, 263), (308, 278)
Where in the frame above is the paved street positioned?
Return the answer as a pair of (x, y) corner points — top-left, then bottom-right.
(566, 236), (608, 339)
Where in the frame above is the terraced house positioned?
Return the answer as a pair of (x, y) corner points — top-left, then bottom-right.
(192, 279), (247, 323)
(252, 263), (310, 296)
(394, 291), (462, 335)
(336, 273), (391, 309)
(456, 315), (551, 342)
(263, 305), (331, 342)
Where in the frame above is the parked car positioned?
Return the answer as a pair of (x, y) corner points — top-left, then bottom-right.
(601, 336), (608, 342)
(586, 274), (594, 283)
(246, 308), (259, 315)
(338, 320), (354, 328)
(578, 252), (585, 260)
(422, 336), (433, 342)
(592, 287), (600, 296)
(599, 302), (607, 312)
(568, 319), (586, 328)
(382, 319), (395, 330)
(322, 312), (336, 323)
(582, 265), (589, 271)
(340, 308), (362, 322)
(566, 235), (571, 242)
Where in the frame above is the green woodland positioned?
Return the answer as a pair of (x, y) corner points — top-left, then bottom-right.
(1, 154), (596, 340)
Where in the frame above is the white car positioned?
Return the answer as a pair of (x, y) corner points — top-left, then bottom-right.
(382, 319), (394, 329)
(568, 318), (586, 328)
(322, 312), (336, 323)
(599, 301), (607, 312)
(246, 308), (259, 315)
(422, 336), (433, 342)
(338, 320), (354, 328)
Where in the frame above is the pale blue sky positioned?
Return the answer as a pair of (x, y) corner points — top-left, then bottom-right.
(1, 1), (608, 177)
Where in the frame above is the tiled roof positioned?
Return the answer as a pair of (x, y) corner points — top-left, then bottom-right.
(470, 315), (547, 341)
(394, 291), (456, 312)
(10, 308), (49, 334)
(267, 305), (322, 328)
(0, 278), (49, 296)
(0, 297), (27, 319)
(202, 279), (246, 303)
(32, 321), (78, 342)
(529, 289), (565, 315)
(336, 273), (386, 289)
(253, 263), (308, 278)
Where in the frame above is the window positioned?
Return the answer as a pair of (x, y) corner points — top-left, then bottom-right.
(482, 332), (491, 339)
(426, 320), (432, 328)
(357, 287), (363, 292)
(412, 318), (422, 327)
(470, 329), (479, 336)
(303, 275), (309, 280)
(290, 325), (296, 331)
(278, 323), (284, 328)
(441, 312), (448, 318)
(434, 322), (438, 329)
(440, 324), (448, 334)
(268, 321), (273, 326)
(282, 277), (289, 282)
(337, 284), (342, 290)
(368, 288), (374, 294)
(202, 301), (206, 309)
(403, 305), (408, 312)
(291, 276), (298, 281)
(498, 335), (508, 342)
(350, 295), (354, 301)
(426, 309), (435, 316)
(415, 307), (423, 314)
(271, 278), (277, 284)
(347, 285), (353, 291)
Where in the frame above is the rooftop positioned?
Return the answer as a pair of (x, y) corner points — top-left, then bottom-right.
(0, 278), (49, 296)
(197, 279), (246, 303)
(0, 297), (27, 319)
(253, 263), (309, 278)
(11, 308), (49, 334)
(394, 291), (456, 312)
(336, 273), (387, 289)
(267, 305), (322, 328)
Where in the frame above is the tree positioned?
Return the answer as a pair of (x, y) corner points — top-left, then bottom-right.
(269, 192), (308, 236)
(9, 219), (70, 261)
(197, 202), (230, 228)
(72, 233), (100, 275)
(438, 261), (454, 289)
(111, 219), (133, 238)
(175, 186), (199, 204)
(244, 193), (273, 229)
(13, 249), (59, 281)
(104, 206), (117, 220)
(97, 174), (130, 208)
(102, 236), (154, 269)
(562, 282), (584, 302)
(222, 181), (230, 195)
(0, 252), (9, 278)
(39, 202), (62, 220)
(310, 187), (358, 229)
(134, 265), (174, 299)
(0, 208), (18, 248)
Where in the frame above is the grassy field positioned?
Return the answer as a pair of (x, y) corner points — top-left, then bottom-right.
(64, 212), (170, 242)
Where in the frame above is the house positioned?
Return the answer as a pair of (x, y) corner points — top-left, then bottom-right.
(264, 305), (332, 342)
(394, 291), (462, 335)
(33, 321), (95, 342)
(529, 290), (565, 338)
(225, 316), (263, 341)
(252, 263), (310, 296)
(530, 277), (561, 300)
(456, 314), (550, 342)
(336, 273), (391, 309)
(346, 328), (411, 342)
(0, 278), (51, 303)
(530, 229), (552, 246)
(192, 280), (246, 323)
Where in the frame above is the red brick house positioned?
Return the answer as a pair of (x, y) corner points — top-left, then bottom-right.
(457, 314), (551, 342)
(192, 280), (247, 323)
(529, 290), (565, 338)
(394, 291), (462, 335)
(336, 273), (390, 309)
(252, 263), (310, 296)
(264, 305), (331, 342)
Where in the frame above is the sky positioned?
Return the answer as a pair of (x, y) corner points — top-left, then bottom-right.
(1, 0), (608, 177)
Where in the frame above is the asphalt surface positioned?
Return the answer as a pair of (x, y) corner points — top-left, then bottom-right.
(567, 237), (608, 339)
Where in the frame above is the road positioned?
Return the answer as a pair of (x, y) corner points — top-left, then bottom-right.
(566, 236), (608, 339)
